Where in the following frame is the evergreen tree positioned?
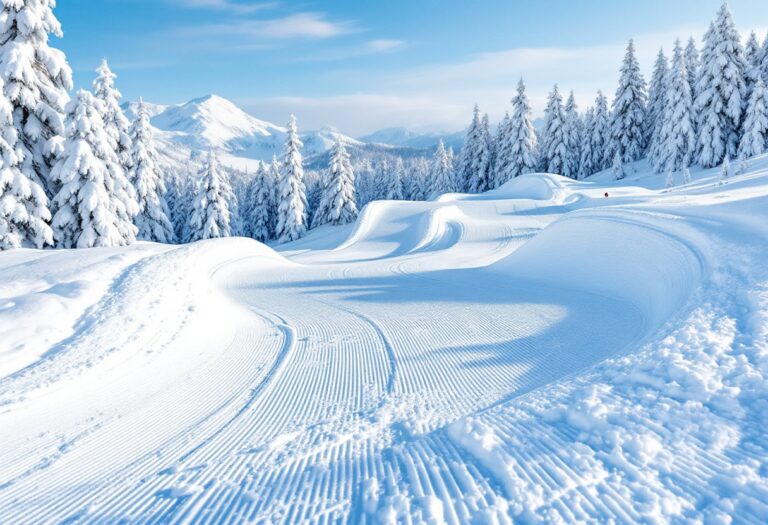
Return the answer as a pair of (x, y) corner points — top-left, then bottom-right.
(187, 151), (232, 241)
(540, 85), (567, 175)
(313, 137), (357, 227)
(719, 155), (731, 183)
(430, 140), (454, 197)
(656, 39), (696, 174)
(738, 77), (768, 160)
(0, 77), (52, 249)
(612, 151), (626, 180)
(578, 107), (596, 179)
(386, 157), (406, 200)
(760, 31), (768, 83)
(165, 163), (194, 243)
(267, 155), (281, 235)
(93, 60), (132, 175)
(457, 105), (482, 192)
(469, 113), (493, 193)
(504, 79), (538, 182)
(745, 31), (761, 69)
(275, 115), (307, 242)
(492, 112), (512, 187)
(245, 162), (273, 242)
(591, 91), (611, 171)
(609, 39), (647, 166)
(694, 4), (748, 167)
(563, 90), (582, 179)
(685, 37), (700, 108)
(129, 99), (173, 243)
(0, 0), (73, 196)
(646, 48), (669, 165)
(50, 90), (138, 248)
(665, 170), (675, 189)
(682, 167), (692, 184)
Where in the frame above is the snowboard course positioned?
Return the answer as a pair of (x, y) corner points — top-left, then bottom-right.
(1, 160), (768, 523)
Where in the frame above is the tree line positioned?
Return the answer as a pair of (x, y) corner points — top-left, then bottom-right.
(1, 2), (767, 250)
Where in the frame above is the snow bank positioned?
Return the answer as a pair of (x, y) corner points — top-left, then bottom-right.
(490, 210), (703, 328)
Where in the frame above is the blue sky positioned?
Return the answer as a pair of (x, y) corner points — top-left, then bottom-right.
(57, 0), (768, 136)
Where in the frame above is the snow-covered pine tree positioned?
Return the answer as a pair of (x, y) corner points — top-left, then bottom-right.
(267, 155), (281, 235)
(275, 115), (307, 242)
(457, 106), (482, 192)
(665, 171), (675, 188)
(646, 48), (669, 165)
(430, 140), (454, 197)
(0, 0), (73, 197)
(313, 136), (357, 227)
(694, 4), (748, 168)
(578, 107), (596, 179)
(187, 151), (232, 241)
(682, 166), (692, 184)
(745, 31), (761, 69)
(244, 162), (272, 242)
(165, 163), (194, 243)
(492, 112), (511, 188)
(760, 31), (768, 83)
(469, 113), (493, 193)
(93, 60), (132, 175)
(591, 91), (611, 171)
(410, 156), (431, 201)
(612, 151), (626, 180)
(563, 91), (582, 179)
(719, 156), (731, 183)
(386, 157), (406, 200)
(50, 90), (138, 248)
(685, 37), (700, 98)
(656, 39), (696, 174)
(540, 85), (567, 175)
(609, 39), (647, 166)
(129, 99), (173, 243)
(0, 77), (52, 249)
(503, 78), (538, 182)
(738, 77), (768, 160)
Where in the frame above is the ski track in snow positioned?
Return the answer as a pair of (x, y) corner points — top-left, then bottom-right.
(1, 161), (768, 523)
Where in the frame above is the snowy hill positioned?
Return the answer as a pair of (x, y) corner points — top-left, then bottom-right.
(2, 157), (768, 522)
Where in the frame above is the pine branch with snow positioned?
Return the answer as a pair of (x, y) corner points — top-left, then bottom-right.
(646, 48), (669, 166)
(0, 78), (53, 249)
(0, 0), (73, 196)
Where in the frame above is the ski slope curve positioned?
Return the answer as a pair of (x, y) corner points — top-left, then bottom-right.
(1, 164), (768, 523)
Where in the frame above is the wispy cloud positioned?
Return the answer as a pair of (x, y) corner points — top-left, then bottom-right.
(171, 12), (357, 42)
(165, 0), (276, 15)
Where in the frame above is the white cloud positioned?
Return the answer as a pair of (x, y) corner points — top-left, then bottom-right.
(365, 39), (406, 53)
(171, 12), (357, 41)
(166, 0), (274, 15)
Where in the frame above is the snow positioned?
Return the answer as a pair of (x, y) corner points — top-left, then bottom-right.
(1, 157), (768, 523)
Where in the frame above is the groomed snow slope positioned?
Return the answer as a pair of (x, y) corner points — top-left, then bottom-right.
(1, 158), (768, 523)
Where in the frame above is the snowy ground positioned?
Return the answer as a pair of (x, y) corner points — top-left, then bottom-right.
(1, 158), (768, 524)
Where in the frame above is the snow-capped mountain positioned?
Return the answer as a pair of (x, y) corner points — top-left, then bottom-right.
(123, 95), (461, 167)
(124, 95), (393, 164)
